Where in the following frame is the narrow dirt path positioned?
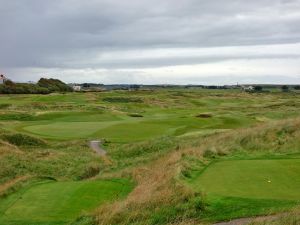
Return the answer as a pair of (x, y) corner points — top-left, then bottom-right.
(89, 140), (107, 156)
(213, 213), (284, 225)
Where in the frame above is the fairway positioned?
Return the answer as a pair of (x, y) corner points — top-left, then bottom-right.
(0, 179), (133, 225)
(193, 159), (300, 200)
(23, 121), (121, 139)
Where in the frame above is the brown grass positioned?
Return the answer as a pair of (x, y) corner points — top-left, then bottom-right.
(93, 118), (300, 225)
(95, 149), (204, 225)
(0, 140), (22, 156)
(0, 175), (32, 197)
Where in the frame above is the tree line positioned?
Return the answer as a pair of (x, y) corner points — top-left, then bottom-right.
(0, 78), (73, 94)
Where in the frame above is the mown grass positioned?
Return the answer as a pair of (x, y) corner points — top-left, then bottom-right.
(202, 196), (297, 223)
(0, 179), (133, 225)
(192, 159), (300, 200)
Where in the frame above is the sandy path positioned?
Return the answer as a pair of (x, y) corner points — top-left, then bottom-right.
(213, 213), (284, 225)
(89, 140), (107, 156)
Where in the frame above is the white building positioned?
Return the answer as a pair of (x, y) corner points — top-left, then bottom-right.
(72, 85), (82, 91)
(241, 85), (254, 91)
(0, 74), (6, 84)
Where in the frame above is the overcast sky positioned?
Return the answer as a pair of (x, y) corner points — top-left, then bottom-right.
(1, 0), (300, 84)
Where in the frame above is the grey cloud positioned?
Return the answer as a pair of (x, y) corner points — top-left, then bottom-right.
(1, 0), (300, 82)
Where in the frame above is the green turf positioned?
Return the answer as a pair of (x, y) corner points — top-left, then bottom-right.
(0, 179), (133, 225)
(201, 195), (297, 222)
(23, 121), (122, 139)
(2, 90), (299, 143)
(1, 89), (300, 224)
(192, 159), (300, 200)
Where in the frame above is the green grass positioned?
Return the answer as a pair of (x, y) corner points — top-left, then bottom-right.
(201, 195), (297, 222)
(23, 121), (121, 140)
(1, 89), (300, 224)
(2, 89), (299, 143)
(192, 159), (300, 200)
(0, 179), (133, 225)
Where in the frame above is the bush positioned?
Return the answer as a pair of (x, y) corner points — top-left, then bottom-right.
(37, 78), (73, 92)
(0, 78), (71, 94)
(79, 163), (100, 180)
(254, 86), (263, 92)
(1, 133), (46, 146)
(281, 85), (289, 92)
(203, 148), (217, 158)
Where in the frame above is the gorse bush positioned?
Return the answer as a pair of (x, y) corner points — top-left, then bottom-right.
(0, 78), (72, 94)
(1, 133), (46, 146)
(37, 78), (73, 92)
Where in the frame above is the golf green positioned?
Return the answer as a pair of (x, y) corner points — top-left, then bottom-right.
(0, 179), (133, 225)
(193, 159), (300, 200)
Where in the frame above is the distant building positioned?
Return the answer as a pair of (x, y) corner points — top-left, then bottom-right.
(72, 85), (82, 91)
(241, 85), (254, 91)
(0, 74), (7, 84)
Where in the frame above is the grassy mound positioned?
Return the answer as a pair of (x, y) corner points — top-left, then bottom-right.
(0, 179), (133, 225)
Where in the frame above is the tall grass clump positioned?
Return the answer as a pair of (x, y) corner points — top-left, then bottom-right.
(195, 118), (300, 158)
(94, 150), (206, 225)
(79, 163), (101, 180)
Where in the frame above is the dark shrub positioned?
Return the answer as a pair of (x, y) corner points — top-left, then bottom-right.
(128, 113), (143, 117)
(2, 133), (46, 146)
(0, 78), (71, 94)
(203, 148), (217, 158)
(254, 86), (263, 92)
(281, 85), (289, 92)
(79, 164), (100, 180)
(196, 113), (212, 118)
